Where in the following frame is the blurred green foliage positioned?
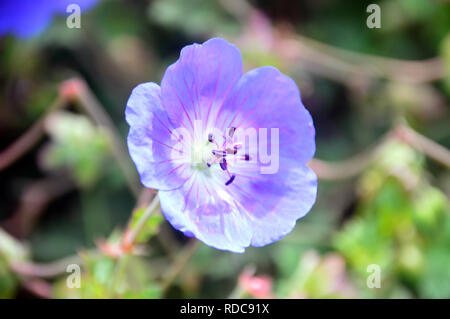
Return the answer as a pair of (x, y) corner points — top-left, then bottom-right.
(53, 251), (161, 299)
(150, 0), (240, 37)
(442, 33), (450, 96)
(0, 230), (28, 298)
(335, 142), (449, 298)
(42, 111), (111, 187)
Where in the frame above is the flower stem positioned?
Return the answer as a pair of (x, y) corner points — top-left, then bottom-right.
(123, 194), (160, 247)
(109, 254), (129, 297)
(72, 78), (141, 198)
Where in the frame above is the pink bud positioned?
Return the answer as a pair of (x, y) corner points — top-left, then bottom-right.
(238, 270), (273, 298)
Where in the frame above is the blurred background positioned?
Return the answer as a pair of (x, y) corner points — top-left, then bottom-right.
(0, 0), (449, 299)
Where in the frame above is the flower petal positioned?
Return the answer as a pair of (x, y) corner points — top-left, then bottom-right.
(217, 66), (315, 163)
(125, 82), (191, 191)
(240, 163), (317, 246)
(161, 38), (243, 130)
(0, 0), (98, 39)
(209, 153), (317, 247)
(0, 1), (53, 39)
(159, 173), (252, 253)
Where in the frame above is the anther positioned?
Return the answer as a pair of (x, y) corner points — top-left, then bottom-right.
(243, 154), (250, 161)
(225, 175), (236, 186)
(208, 133), (214, 143)
(220, 159), (227, 171)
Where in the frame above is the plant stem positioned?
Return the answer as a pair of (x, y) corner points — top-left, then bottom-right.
(11, 254), (83, 278)
(309, 132), (390, 180)
(0, 97), (65, 171)
(396, 124), (450, 168)
(124, 194), (160, 246)
(109, 254), (129, 297)
(309, 124), (450, 180)
(72, 78), (141, 198)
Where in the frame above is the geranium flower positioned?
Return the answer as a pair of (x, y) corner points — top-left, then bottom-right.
(125, 38), (317, 253)
(0, 0), (97, 39)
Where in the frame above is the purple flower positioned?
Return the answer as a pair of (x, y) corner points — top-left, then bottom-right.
(0, 0), (97, 39)
(126, 38), (317, 253)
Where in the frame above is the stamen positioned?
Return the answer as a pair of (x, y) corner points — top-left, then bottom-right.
(220, 159), (227, 171)
(212, 150), (226, 157)
(225, 175), (236, 186)
(229, 127), (236, 137)
(205, 129), (242, 186)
